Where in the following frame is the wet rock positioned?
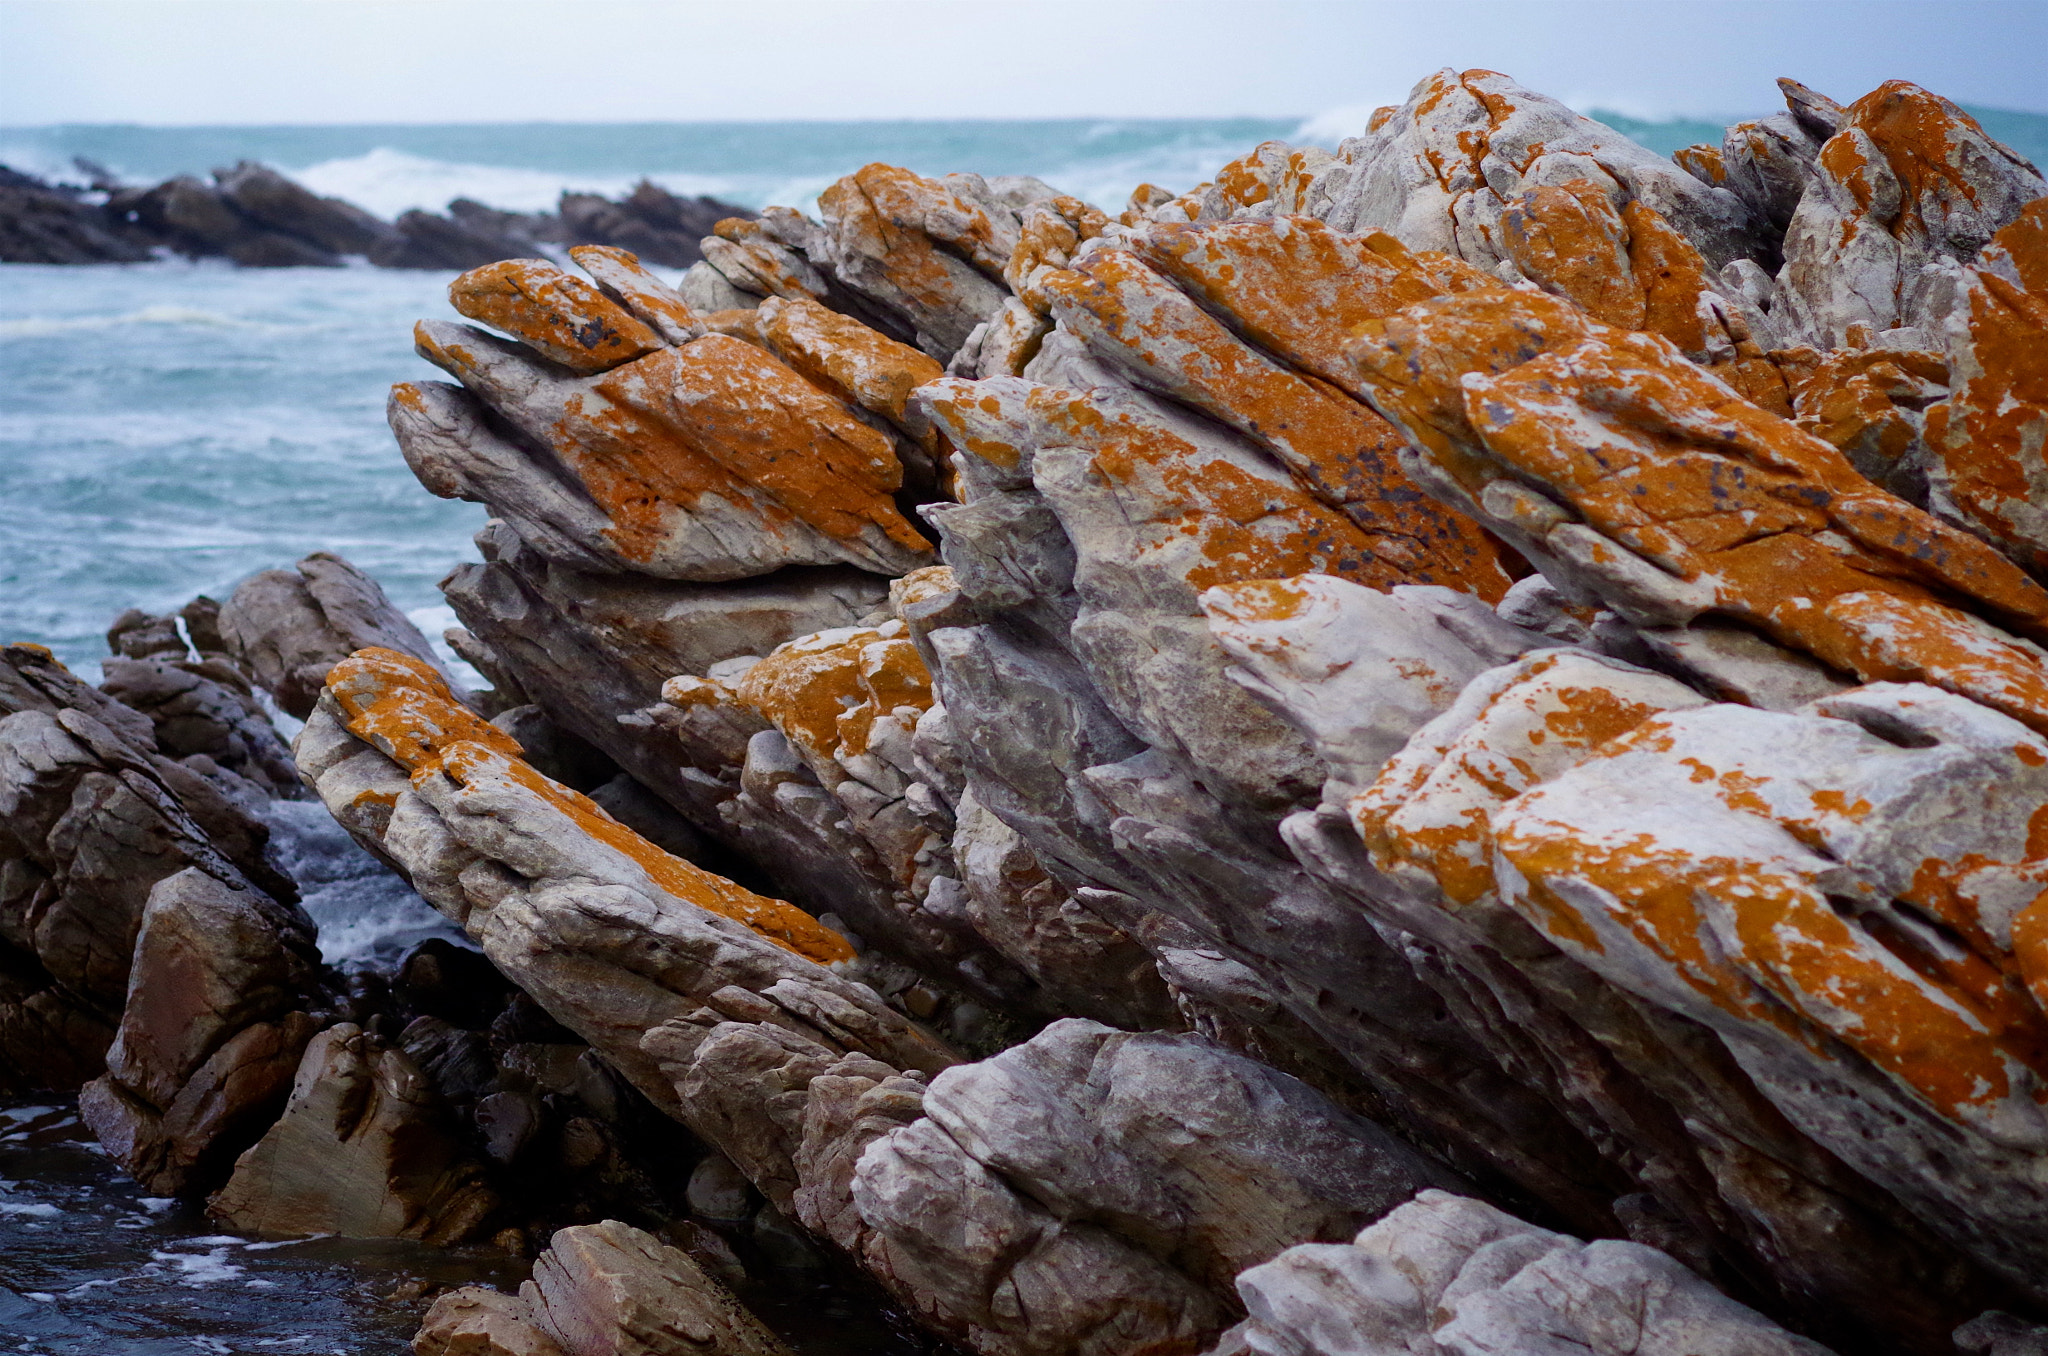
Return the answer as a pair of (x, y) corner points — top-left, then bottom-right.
(214, 160), (398, 256)
(415, 1285), (568, 1355)
(685, 1152), (755, 1223)
(99, 656), (303, 799)
(0, 644), (293, 1091)
(209, 1022), (498, 1244)
(218, 551), (459, 718)
(0, 163), (153, 262)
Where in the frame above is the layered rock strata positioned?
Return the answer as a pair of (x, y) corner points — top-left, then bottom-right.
(14, 61), (2048, 1356)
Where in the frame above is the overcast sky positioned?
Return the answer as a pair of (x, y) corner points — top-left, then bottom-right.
(3, 0), (2042, 125)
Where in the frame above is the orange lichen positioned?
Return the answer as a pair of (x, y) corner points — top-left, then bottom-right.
(1131, 216), (1498, 392)
(1923, 198), (2048, 574)
(732, 625), (933, 768)
(567, 245), (699, 345)
(1792, 346), (1950, 482)
(1350, 289), (2048, 734)
(1041, 248), (1514, 601)
(413, 321), (931, 570)
(754, 296), (944, 451)
(449, 259), (664, 374)
(1496, 710), (2048, 1127)
(327, 648), (852, 965)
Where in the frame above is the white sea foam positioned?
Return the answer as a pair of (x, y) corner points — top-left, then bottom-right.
(1292, 104), (1390, 148)
(0, 1201), (62, 1218)
(151, 1245), (247, 1286)
(260, 798), (467, 967)
(0, 303), (257, 340)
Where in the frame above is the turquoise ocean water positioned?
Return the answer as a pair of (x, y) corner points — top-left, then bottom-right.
(2, 108), (2045, 682)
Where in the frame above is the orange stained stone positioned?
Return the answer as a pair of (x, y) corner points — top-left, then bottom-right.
(916, 376), (1034, 473)
(1130, 216), (1498, 392)
(1353, 652), (1705, 911)
(326, 647), (852, 965)
(1006, 195), (1111, 312)
(817, 166), (1000, 332)
(448, 259), (664, 375)
(1021, 383), (1419, 595)
(410, 321), (934, 569)
(754, 296), (945, 450)
(1497, 709), (2048, 1128)
(1792, 345), (1950, 479)
(733, 624), (933, 768)
(701, 224), (825, 304)
(1042, 249), (1513, 601)
(567, 245), (700, 346)
(1351, 289), (2048, 731)
(1673, 143), (1728, 184)
(2018, 892), (2048, 1021)
(1500, 181), (1645, 331)
(1830, 81), (2004, 233)
(1924, 198), (2048, 574)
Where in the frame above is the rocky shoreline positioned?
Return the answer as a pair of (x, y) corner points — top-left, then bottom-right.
(5, 67), (2048, 1356)
(0, 157), (749, 270)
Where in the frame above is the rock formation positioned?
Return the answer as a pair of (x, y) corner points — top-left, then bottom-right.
(0, 159), (749, 269)
(11, 62), (2048, 1356)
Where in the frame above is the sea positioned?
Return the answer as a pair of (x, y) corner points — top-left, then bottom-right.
(3, 107), (2046, 1353)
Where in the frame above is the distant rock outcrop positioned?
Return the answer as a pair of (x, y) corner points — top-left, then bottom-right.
(0, 159), (751, 269)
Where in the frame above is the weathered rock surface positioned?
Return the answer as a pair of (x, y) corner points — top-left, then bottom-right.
(209, 1021), (498, 1243)
(418, 1220), (790, 1356)
(204, 63), (2048, 1356)
(1208, 1191), (1833, 1356)
(77, 866), (320, 1195)
(219, 551), (460, 718)
(0, 642), (294, 1091)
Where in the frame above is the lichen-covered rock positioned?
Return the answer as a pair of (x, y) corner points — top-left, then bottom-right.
(1348, 288), (2048, 736)
(1925, 198), (2048, 573)
(217, 551), (459, 718)
(410, 318), (933, 581)
(1311, 68), (1763, 270)
(1776, 81), (2046, 349)
(1210, 1190), (1833, 1356)
(450, 258), (667, 374)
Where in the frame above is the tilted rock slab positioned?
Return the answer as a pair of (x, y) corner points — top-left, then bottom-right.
(1208, 1190), (1832, 1356)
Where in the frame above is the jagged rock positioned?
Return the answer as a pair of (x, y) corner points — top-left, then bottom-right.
(1777, 81), (2045, 348)
(99, 656), (303, 798)
(1209, 1190), (1832, 1356)
(451, 259), (667, 374)
(209, 1022), (498, 1243)
(0, 643), (293, 1091)
(292, 647), (954, 1135)
(1309, 68), (1763, 270)
(813, 164), (1019, 359)
(1348, 287), (2048, 736)
(420, 1219), (790, 1356)
(1925, 198), (2048, 573)
(77, 866), (319, 1194)
(409, 307), (933, 581)
(218, 551), (458, 718)
(851, 1019), (1458, 1356)
(213, 160), (398, 256)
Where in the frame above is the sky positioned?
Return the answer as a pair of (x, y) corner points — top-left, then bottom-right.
(2, 0), (2043, 126)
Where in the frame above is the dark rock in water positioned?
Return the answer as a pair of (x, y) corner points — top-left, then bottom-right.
(77, 866), (321, 1195)
(214, 160), (398, 256)
(216, 550), (461, 719)
(0, 164), (153, 263)
(207, 1021), (498, 1244)
(0, 643), (296, 1092)
(100, 656), (306, 799)
(558, 179), (745, 269)
(371, 205), (540, 271)
(397, 937), (515, 1031)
